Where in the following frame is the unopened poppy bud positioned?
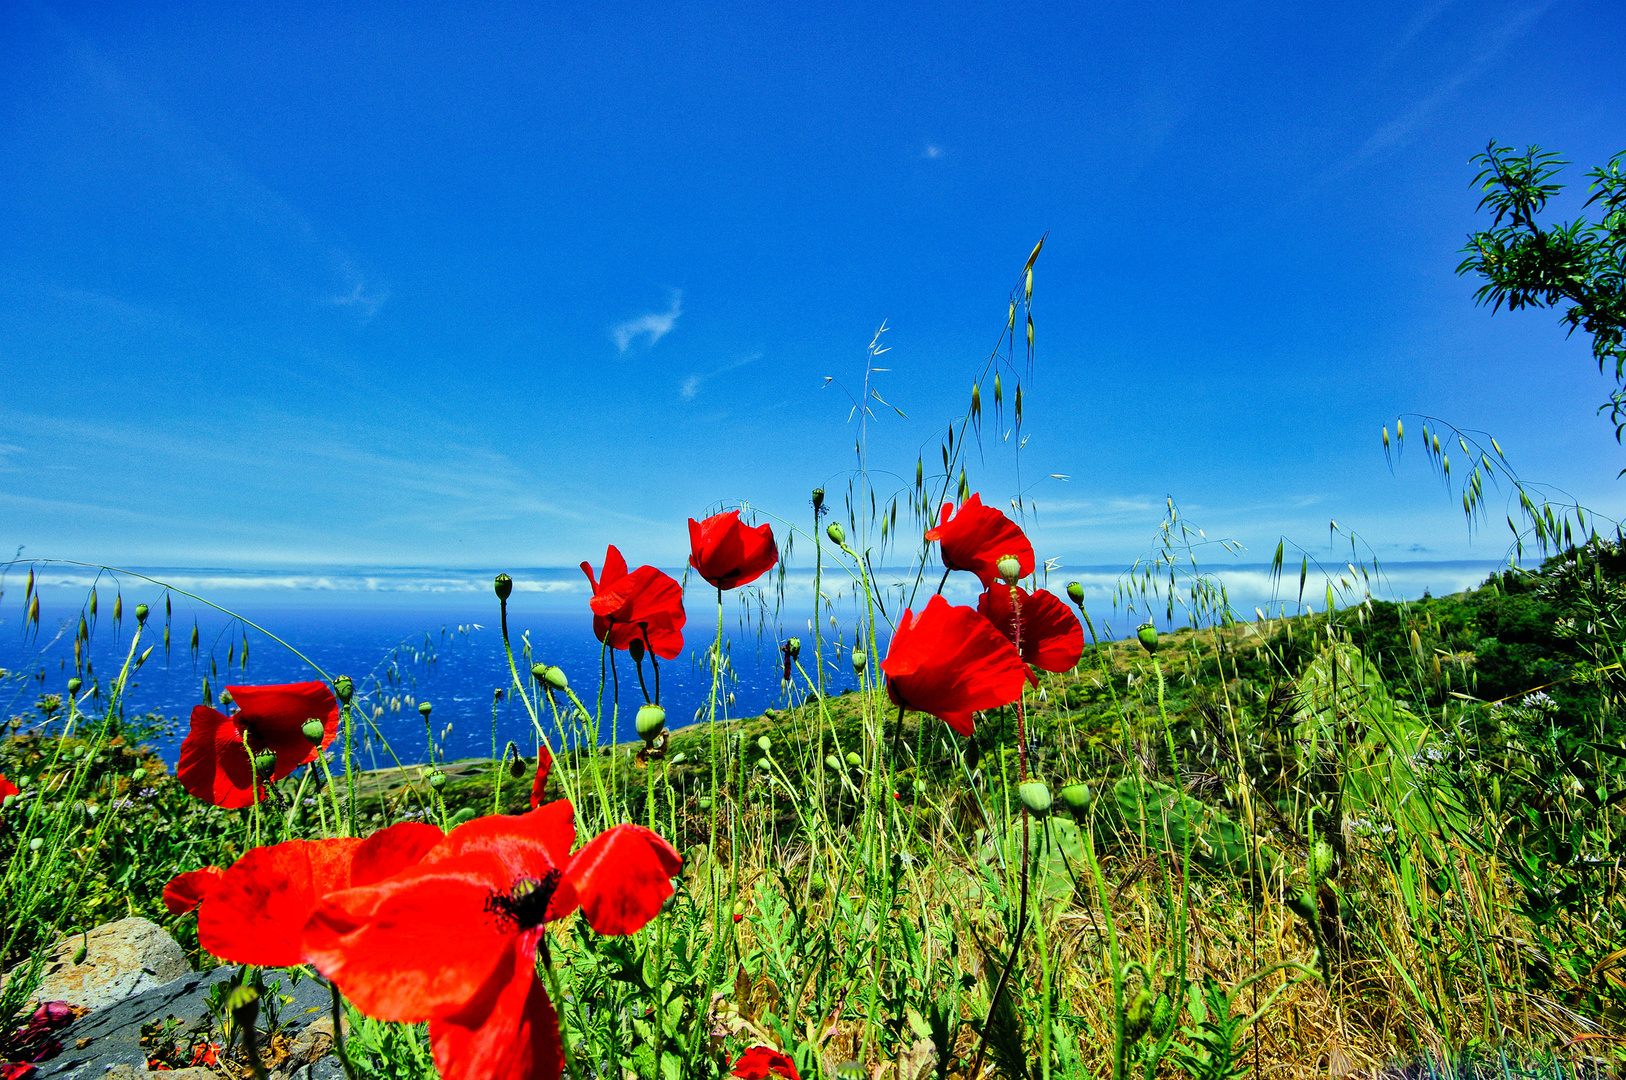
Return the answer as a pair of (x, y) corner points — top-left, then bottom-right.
(1058, 782), (1092, 813)
(1148, 993), (1175, 1040)
(826, 522), (845, 546)
(997, 556), (1022, 585)
(844, 751), (862, 769)
(1018, 779), (1052, 816)
(68, 677), (83, 694)
(754, 758), (771, 772)
(825, 754), (842, 772)
(811, 488), (825, 511)
(1308, 837), (1335, 884)
(757, 736), (771, 754)
(628, 638), (646, 664)
(494, 574), (513, 601)
(418, 701), (433, 718)
(785, 637), (801, 659)
(505, 742), (525, 778)
(636, 704), (666, 743)
(73, 944), (88, 965)
(252, 750), (278, 779)
(301, 719), (325, 744)
(220, 690), (233, 705)
(134, 603), (149, 625)
(1066, 581), (1085, 605)
(334, 675), (354, 703)
(851, 649), (866, 674)
(427, 770), (446, 789)
(1124, 988), (1155, 1043)
(1137, 624), (1159, 654)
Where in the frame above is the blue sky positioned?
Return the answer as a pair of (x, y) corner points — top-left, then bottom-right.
(3, 0), (1624, 581)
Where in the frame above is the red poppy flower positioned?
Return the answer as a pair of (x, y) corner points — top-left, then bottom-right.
(977, 586), (1084, 678)
(924, 494), (1034, 587)
(177, 682), (339, 809)
(164, 822), (442, 967)
(688, 511), (778, 591)
(580, 547), (686, 659)
(880, 595), (1028, 737)
(732, 1046), (802, 1080)
(304, 805), (681, 1080)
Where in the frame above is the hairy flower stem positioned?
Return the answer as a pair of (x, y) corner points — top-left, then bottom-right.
(327, 981), (360, 1080)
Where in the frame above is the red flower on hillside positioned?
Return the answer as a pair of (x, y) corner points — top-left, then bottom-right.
(881, 595), (1028, 737)
(977, 586), (1084, 678)
(164, 823), (443, 967)
(924, 494), (1034, 587)
(304, 805), (681, 1080)
(732, 1046), (802, 1080)
(177, 683), (339, 809)
(688, 511), (778, 591)
(580, 547), (686, 659)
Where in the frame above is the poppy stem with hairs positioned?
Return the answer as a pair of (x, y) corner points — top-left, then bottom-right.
(327, 980), (359, 1080)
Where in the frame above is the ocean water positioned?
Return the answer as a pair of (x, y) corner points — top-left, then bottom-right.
(2, 557), (1503, 766)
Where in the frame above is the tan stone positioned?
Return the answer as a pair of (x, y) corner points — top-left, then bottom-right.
(27, 917), (191, 1013)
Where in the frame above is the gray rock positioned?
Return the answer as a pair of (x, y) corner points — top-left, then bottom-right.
(16, 918), (191, 1014)
(36, 967), (339, 1080)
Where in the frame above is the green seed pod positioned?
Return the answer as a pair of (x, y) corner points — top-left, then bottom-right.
(30, 837), (45, 852)
(134, 603), (149, 625)
(785, 637), (801, 659)
(540, 666), (567, 690)
(494, 574), (513, 601)
(68, 677), (83, 695)
(1124, 988), (1155, 1043)
(732, 900), (747, 917)
(635, 704), (667, 742)
(2, 794), (15, 810)
(252, 750), (279, 779)
(1058, 782), (1092, 812)
(844, 751), (862, 769)
(699, 796), (713, 810)
(1066, 581), (1085, 605)
(757, 735), (772, 754)
(826, 522), (845, 546)
(219, 690), (233, 705)
(418, 701), (433, 718)
(334, 675), (355, 703)
(301, 719), (326, 744)
(1137, 623), (1159, 655)
(997, 556), (1022, 585)
(754, 758), (771, 772)
(1018, 779), (1052, 816)
(1148, 993), (1175, 1040)
(449, 807), (478, 827)
(811, 488), (825, 511)
(1308, 837), (1335, 884)
(427, 770), (446, 789)
(850, 649), (866, 674)
(825, 754), (843, 772)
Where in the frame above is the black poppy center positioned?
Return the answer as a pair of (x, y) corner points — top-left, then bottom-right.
(484, 869), (562, 929)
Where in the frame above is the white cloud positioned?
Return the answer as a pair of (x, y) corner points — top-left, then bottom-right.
(679, 352), (761, 401)
(612, 291), (683, 353)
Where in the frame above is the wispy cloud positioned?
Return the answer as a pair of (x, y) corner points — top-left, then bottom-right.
(680, 352), (761, 400)
(612, 291), (683, 353)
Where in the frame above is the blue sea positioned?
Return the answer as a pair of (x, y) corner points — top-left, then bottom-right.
(2, 558), (1503, 766)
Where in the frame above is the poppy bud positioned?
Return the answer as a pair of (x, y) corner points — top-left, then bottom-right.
(68, 677), (82, 695)
(542, 666), (568, 690)
(844, 751), (862, 769)
(334, 675), (355, 703)
(252, 750), (278, 779)
(1124, 987), (1155, 1043)
(732, 900), (746, 919)
(134, 604), (149, 626)
(301, 719), (325, 744)
(636, 704), (667, 743)
(785, 637), (801, 659)
(73, 944), (87, 965)
(1148, 993), (1175, 1041)
(427, 770), (446, 789)
(2, 795), (15, 810)
(1137, 624), (1158, 655)
(494, 574), (513, 601)
(827, 522), (845, 546)
(1018, 780), (1052, 816)
(1058, 782), (1092, 813)
(418, 701), (433, 718)
(628, 638), (646, 663)
(754, 758), (771, 772)
(220, 690), (233, 705)
(812, 488), (825, 511)
(757, 736), (771, 754)
(825, 754), (842, 772)
(997, 556), (1022, 585)
(1308, 837), (1335, 884)
(29, 837), (44, 853)
(505, 742), (526, 778)
(851, 649), (866, 674)
(1066, 581), (1085, 605)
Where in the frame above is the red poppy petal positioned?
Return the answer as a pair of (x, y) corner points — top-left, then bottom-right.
(197, 838), (363, 966)
(566, 825), (680, 936)
(431, 802), (576, 880)
(177, 706), (260, 809)
(429, 936), (561, 1080)
(530, 745), (553, 810)
(732, 1047), (802, 1080)
(351, 821), (446, 886)
(228, 682), (338, 778)
(162, 867), (225, 914)
(305, 852), (519, 1022)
